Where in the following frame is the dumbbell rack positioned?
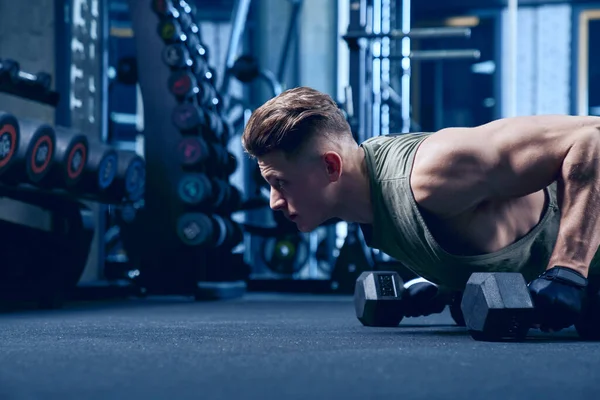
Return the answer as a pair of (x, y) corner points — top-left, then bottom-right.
(126, 0), (247, 299)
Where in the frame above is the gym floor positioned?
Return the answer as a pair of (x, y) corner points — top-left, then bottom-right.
(2, 294), (599, 400)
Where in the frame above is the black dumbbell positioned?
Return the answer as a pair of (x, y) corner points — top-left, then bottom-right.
(178, 136), (210, 167)
(172, 1), (199, 36)
(157, 19), (186, 43)
(355, 271), (407, 327)
(460, 272), (600, 341)
(105, 150), (146, 203)
(162, 43), (193, 69)
(0, 59), (52, 90)
(198, 80), (218, 108)
(168, 70), (198, 98)
(37, 126), (88, 189)
(172, 102), (207, 132)
(354, 271), (452, 327)
(177, 212), (243, 249)
(0, 117), (56, 186)
(70, 142), (118, 195)
(0, 112), (20, 178)
(230, 54), (261, 83)
(152, 0), (175, 17)
(177, 173), (212, 205)
(184, 34), (208, 60)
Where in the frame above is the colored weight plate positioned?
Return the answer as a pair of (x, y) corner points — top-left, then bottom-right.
(22, 121), (56, 184)
(66, 140), (87, 183)
(172, 103), (206, 131)
(98, 152), (118, 190)
(178, 173), (211, 205)
(178, 136), (208, 166)
(158, 19), (185, 43)
(177, 213), (212, 246)
(0, 112), (19, 173)
(162, 43), (192, 68)
(152, 0), (174, 16)
(168, 70), (198, 98)
(261, 235), (309, 275)
(124, 156), (146, 201)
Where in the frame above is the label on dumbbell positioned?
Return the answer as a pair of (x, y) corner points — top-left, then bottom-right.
(67, 142), (87, 180)
(168, 70), (196, 97)
(176, 213), (211, 246)
(377, 274), (397, 297)
(98, 153), (118, 189)
(172, 103), (203, 131)
(152, 0), (172, 16)
(178, 174), (209, 205)
(178, 137), (205, 165)
(0, 124), (17, 168)
(158, 20), (182, 42)
(162, 44), (189, 68)
(125, 159), (146, 200)
(30, 135), (53, 175)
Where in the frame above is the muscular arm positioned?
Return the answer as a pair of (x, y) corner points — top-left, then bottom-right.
(411, 115), (600, 276)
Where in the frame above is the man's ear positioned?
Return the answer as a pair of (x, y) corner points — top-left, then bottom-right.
(323, 151), (342, 182)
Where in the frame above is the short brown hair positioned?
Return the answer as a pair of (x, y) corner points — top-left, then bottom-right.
(242, 86), (352, 159)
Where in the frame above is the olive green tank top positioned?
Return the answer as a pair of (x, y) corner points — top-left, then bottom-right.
(359, 133), (581, 291)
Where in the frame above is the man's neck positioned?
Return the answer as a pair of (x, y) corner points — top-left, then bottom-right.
(334, 147), (374, 224)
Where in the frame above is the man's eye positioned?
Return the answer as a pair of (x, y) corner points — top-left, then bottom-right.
(276, 180), (286, 189)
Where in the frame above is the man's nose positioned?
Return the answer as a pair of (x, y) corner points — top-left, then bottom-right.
(270, 188), (286, 210)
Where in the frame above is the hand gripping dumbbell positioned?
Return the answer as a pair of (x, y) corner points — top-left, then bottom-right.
(354, 271), (456, 327)
(460, 271), (600, 341)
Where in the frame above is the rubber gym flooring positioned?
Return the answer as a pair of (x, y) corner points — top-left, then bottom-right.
(1, 294), (599, 400)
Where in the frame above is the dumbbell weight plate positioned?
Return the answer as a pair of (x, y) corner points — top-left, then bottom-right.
(162, 43), (192, 68)
(168, 70), (198, 98)
(172, 103), (206, 132)
(354, 271), (406, 327)
(177, 212), (212, 246)
(177, 173), (211, 205)
(18, 119), (56, 184)
(0, 112), (19, 175)
(178, 136), (209, 166)
(124, 155), (146, 201)
(460, 272), (535, 341)
(261, 234), (309, 275)
(152, 0), (175, 16)
(97, 151), (118, 190)
(158, 19), (185, 43)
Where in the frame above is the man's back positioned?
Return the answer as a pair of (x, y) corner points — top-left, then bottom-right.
(360, 132), (563, 291)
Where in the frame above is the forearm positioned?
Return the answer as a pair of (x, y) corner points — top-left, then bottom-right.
(548, 131), (600, 277)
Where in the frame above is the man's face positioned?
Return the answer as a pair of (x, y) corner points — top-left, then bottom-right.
(258, 150), (333, 232)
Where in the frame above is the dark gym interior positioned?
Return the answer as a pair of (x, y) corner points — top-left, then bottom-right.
(1, 0), (600, 399)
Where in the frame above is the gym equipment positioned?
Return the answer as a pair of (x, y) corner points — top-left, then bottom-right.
(184, 32), (208, 59)
(449, 292), (466, 327)
(178, 173), (211, 205)
(172, 102), (207, 132)
(0, 190), (94, 308)
(71, 142), (118, 196)
(195, 280), (247, 301)
(152, 0), (174, 17)
(230, 54), (260, 83)
(261, 234), (309, 275)
(40, 126), (88, 189)
(0, 112), (20, 177)
(158, 19), (186, 43)
(107, 150), (146, 202)
(178, 136), (209, 166)
(168, 70), (198, 98)
(461, 272), (600, 341)
(0, 117), (56, 186)
(162, 43), (193, 69)
(177, 212), (243, 249)
(354, 271), (405, 327)
(0, 59), (52, 90)
(460, 273), (536, 341)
